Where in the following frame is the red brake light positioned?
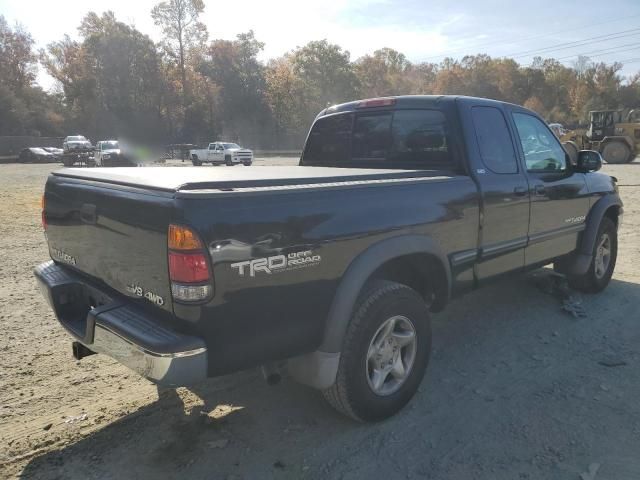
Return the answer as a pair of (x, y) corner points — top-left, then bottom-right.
(356, 98), (396, 109)
(168, 251), (210, 283)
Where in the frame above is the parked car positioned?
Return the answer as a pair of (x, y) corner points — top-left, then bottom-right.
(189, 142), (253, 166)
(62, 135), (92, 153)
(42, 147), (63, 159)
(18, 147), (56, 163)
(548, 123), (567, 137)
(35, 95), (622, 422)
(94, 140), (135, 167)
(61, 135), (94, 166)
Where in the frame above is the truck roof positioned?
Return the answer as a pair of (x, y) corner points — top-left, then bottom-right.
(53, 166), (447, 193)
(320, 95), (519, 117)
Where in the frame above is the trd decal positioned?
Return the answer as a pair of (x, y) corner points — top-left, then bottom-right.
(231, 250), (321, 277)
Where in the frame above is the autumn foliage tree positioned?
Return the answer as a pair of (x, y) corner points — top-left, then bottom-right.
(3, 10), (640, 149)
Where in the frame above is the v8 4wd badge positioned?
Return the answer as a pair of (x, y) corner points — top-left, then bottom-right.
(126, 283), (165, 306)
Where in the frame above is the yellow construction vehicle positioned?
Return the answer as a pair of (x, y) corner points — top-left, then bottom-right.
(561, 109), (640, 164)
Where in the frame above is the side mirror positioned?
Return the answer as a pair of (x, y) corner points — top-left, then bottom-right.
(576, 150), (602, 172)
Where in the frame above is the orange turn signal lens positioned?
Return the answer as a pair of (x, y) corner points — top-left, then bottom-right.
(168, 224), (204, 250)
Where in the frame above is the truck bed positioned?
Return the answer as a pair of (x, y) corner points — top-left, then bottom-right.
(53, 166), (451, 192)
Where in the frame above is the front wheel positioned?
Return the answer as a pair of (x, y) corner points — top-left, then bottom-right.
(568, 217), (617, 293)
(322, 280), (431, 422)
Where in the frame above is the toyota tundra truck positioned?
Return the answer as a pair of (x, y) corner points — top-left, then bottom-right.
(35, 96), (622, 422)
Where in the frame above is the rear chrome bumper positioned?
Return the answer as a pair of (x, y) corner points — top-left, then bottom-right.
(34, 261), (207, 387)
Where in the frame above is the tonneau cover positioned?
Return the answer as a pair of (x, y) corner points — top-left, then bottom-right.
(53, 166), (440, 192)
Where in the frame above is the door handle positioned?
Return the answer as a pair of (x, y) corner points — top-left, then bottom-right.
(513, 186), (527, 197)
(534, 184), (546, 196)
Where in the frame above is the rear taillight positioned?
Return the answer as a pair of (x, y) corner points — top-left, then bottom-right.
(168, 251), (209, 282)
(168, 224), (212, 302)
(41, 194), (47, 231)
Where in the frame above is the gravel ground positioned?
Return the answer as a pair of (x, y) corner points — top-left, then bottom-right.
(1, 158), (639, 480)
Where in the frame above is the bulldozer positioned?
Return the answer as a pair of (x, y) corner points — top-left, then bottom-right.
(561, 109), (640, 164)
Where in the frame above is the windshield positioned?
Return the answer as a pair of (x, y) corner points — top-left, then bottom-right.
(102, 141), (118, 149)
(223, 143), (240, 149)
(302, 109), (452, 169)
(67, 136), (86, 142)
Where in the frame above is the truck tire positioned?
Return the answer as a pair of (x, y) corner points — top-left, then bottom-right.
(601, 141), (632, 164)
(225, 154), (233, 166)
(192, 155), (202, 166)
(568, 217), (617, 293)
(322, 280), (431, 422)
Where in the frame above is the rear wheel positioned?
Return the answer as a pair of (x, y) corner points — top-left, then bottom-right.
(568, 217), (617, 293)
(192, 155), (202, 166)
(322, 280), (431, 422)
(601, 141), (632, 164)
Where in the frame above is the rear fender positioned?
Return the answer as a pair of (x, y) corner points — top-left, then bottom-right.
(287, 235), (450, 389)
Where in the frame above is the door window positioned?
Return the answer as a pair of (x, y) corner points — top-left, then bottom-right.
(513, 113), (567, 172)
(471, 107), (518, 174)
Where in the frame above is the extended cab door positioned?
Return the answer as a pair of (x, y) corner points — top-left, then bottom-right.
(212, 143), (225, 162)
(509, 110), (590, 266)
(461, 102), (531, 280)
(207, 143), (216, 161)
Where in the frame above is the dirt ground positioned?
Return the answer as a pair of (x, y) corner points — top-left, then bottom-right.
(1, 158), (639, 480)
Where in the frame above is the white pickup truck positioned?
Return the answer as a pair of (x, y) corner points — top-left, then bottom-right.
(190, 142), (253, 166)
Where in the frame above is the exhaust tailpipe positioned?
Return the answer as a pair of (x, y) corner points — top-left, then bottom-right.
(72, 341), (96, 360)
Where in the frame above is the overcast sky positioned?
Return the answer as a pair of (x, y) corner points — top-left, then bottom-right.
(1, 0), (639, 89)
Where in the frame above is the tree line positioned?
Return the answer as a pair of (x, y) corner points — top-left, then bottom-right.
(1, 0), (640, 149)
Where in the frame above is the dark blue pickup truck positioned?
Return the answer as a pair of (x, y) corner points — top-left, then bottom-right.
(35, 96), (622, 421)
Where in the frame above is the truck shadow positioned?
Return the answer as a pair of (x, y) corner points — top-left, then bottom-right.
(20, 273), (640, 480)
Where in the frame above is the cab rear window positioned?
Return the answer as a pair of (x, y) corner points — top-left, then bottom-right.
(302, 109), (452, 169)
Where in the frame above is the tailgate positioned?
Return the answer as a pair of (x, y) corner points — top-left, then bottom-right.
(44, 174), (175, 313)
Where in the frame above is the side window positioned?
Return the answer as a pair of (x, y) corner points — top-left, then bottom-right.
(352, 113), (392, 159)
(513, 113), (567, 172)
(471, 106), (518, 174)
